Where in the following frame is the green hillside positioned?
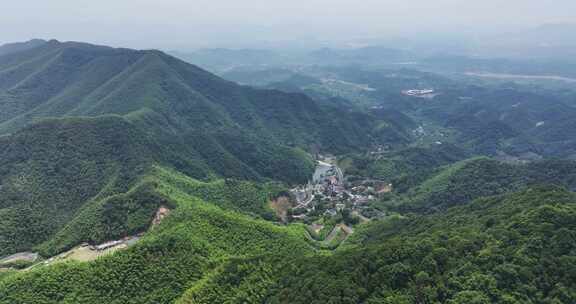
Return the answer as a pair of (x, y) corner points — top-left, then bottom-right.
(0, 39), (47, 57)
(6, 173), (575, 304)
(0, 167), (312, 304)
(258, 186), (576, 304)
(0, 41), (414, 258)
(0, 40), (404, 153)
(230, 64), (576, 159)
(341, 143), (470, 192)
(394, 157), (576, 211)
(0, 114), (316, 257)
(0, 116), (157, 256)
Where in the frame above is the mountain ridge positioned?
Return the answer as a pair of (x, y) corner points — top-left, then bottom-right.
(0, 40), (410, 257)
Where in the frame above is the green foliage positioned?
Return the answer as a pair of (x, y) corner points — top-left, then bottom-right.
(0, 168), (312, 304)
(0, 116), (154, 256)
(396, 157), (576, 211)
(0, 40), (406, 155)
(0, 237), (208, 304)
(176, 256), (281, 304)
(36, 180), (167, 257)
(151, 166), (284, 220)
(262, 187), (576, 304)
(342, 143), (469, 192)
(0, 271), (15, 283)
(0, 259), (35, 270)
(0, 113), (309, 257)
(305, 222), (336, 242)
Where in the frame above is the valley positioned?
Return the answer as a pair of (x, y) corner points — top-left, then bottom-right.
(1, 38), (576, 304)
(290, 158), (363, 248)
(290, 156), (392, 249)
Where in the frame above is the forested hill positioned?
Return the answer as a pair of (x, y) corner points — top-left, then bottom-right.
(0, 40), (411, 258)
(0, 39), (47, 57)
(3, 185), (575, 303)
(0, 40), (406, 152)
(0, 116), (160, 256)
(261, 186), (576, 304)
(394, 157), (576, 212)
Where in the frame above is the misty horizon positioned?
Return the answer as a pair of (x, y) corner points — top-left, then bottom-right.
(2, 0), (576, 50)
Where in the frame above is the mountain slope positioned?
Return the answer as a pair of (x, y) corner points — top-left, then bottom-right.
(0, 116), (158, 256)
(0, 39), (47, 57)
(3, 179), (576, 303)
(257, 186), (576, 304)
(0, 167), (312, 304)
(0, 112), (316, 257)
(0, 40), (412, 258)
(0, 40), (398, 152)
(394, 157), (576, 212)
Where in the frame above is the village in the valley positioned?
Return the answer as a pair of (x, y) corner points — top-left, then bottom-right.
(291, 157), (392, 223)
(287, 155), (392, 248)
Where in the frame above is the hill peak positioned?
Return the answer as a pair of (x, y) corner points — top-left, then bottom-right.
(0, 39), (47, 56)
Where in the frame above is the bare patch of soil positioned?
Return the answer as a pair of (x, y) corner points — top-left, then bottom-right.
(152, 206), (171, 227)
(270, 196), (292, 223)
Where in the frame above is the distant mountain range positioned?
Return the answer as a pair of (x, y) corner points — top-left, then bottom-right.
(169, 24), (576, 77)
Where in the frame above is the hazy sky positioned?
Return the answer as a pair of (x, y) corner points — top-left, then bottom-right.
(2, 0), (576, 49)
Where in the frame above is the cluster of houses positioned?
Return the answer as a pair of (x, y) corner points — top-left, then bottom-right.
(290, 160), (391, 221)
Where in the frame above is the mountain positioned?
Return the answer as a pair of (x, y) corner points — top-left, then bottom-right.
(0, 39), (47, 57)
(0, 116), (160, 256)
(393, 157), (576, 212)
(0, 166), (313, 303)
(219, 64), (576, 159)
(423, 87), (576, 157)
(0, 40), (404, 151)
(3, 185), (575, 303)
(341, 143), (471, 192)
(224, 65), (576, 160)
(0, 40), (412, 258)
(260, 186), (576, 303)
